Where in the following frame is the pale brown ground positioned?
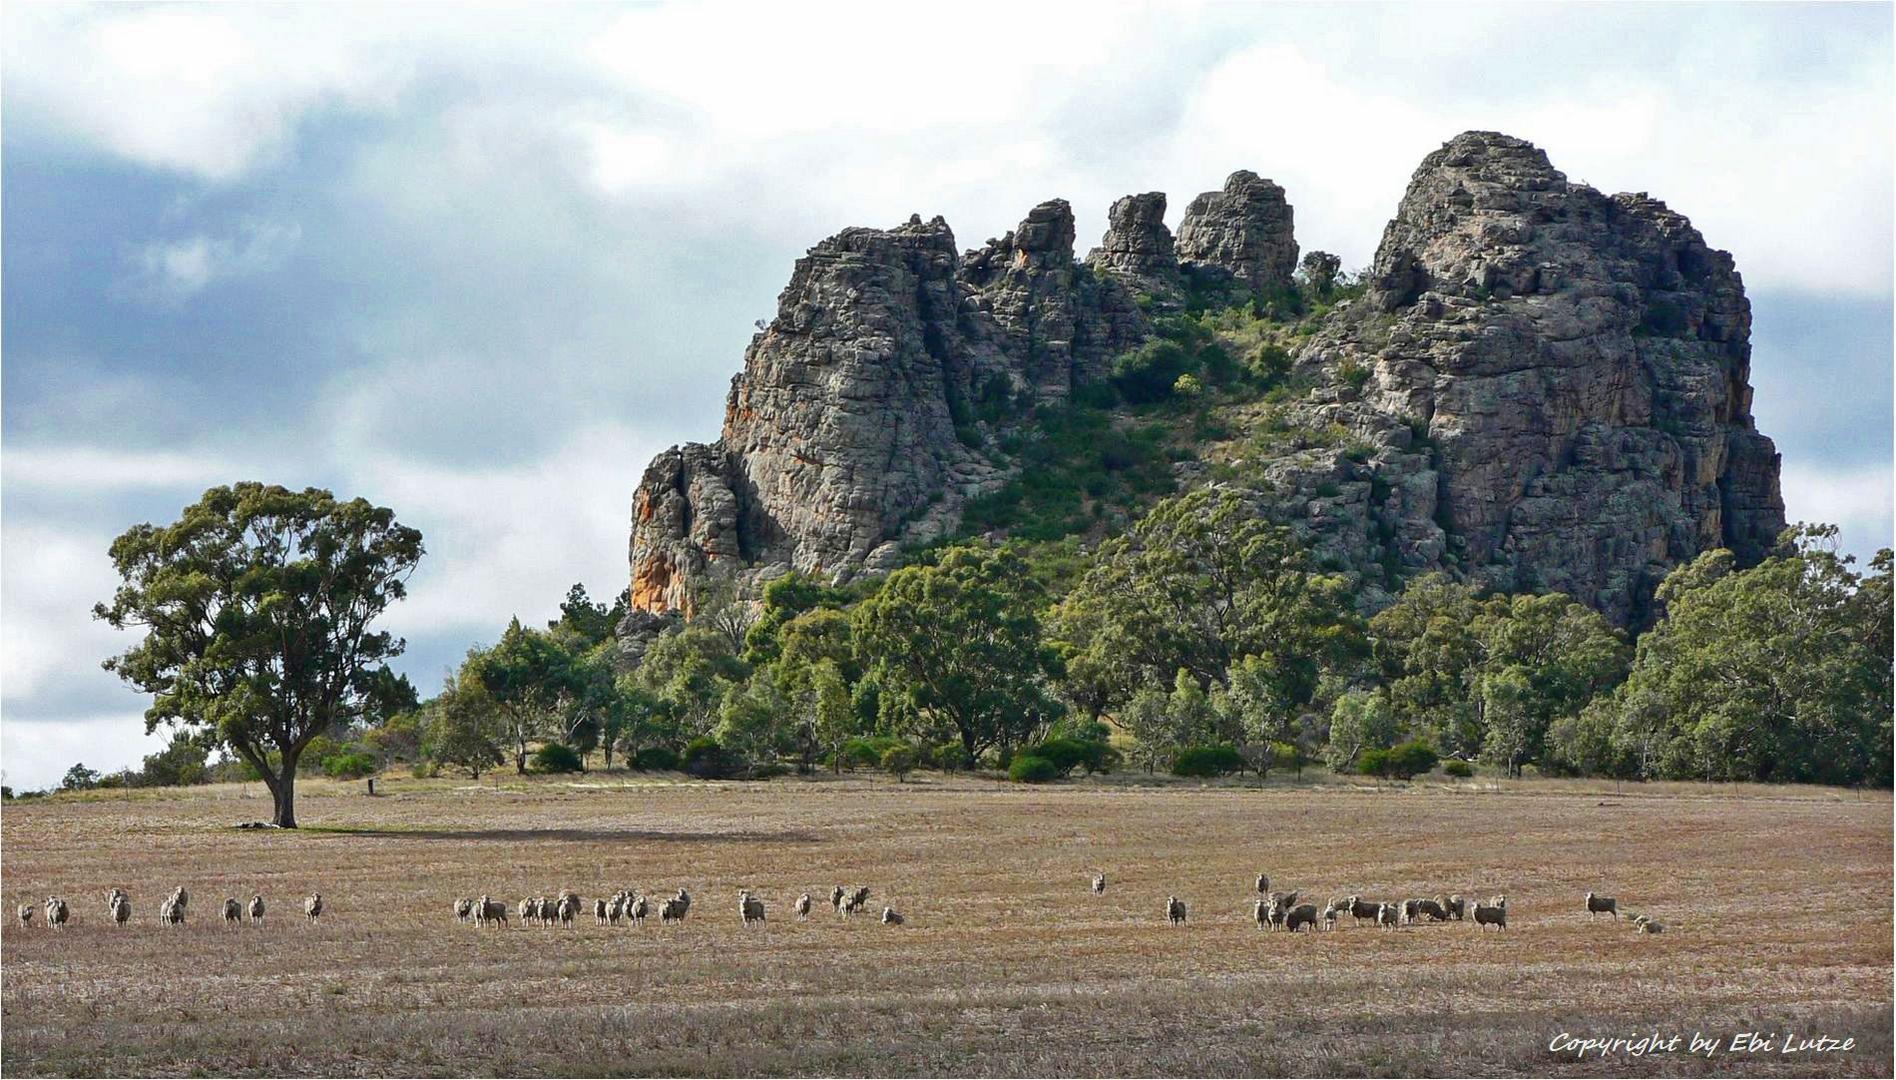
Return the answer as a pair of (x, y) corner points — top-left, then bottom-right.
(2, 772), (1890, 1077)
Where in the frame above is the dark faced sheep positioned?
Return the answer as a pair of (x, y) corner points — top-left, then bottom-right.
(1442, 894), (1466, 920)
(1320, 905), (1340, 931)
(831, 885), (847, 912)
(795, 893), (812, 919)
(1255, 873), (1269, 895)
(304, 893), (323, 923)
(1253, 899), (1269, 928)
(1376, 902), (1399, 929)
(881, 906), (904, 926)
(17, 903), (32, 928)
(1091, 873), (1106, 895)
(1413, 898), (1449, 922)
(629, 894), (648, 924)
(113, 896), (132, 927)
(1166, 896), (1187, 925)
(739, 891), (766, 925)
(159, 897), (184, 927)
(223, 897), (242, 925)
(249, 894), (265, 925)
(1346, 895), (1381, 925)
(45, 897), (69, 930)
(1585, 891), (1619, 918)
(454, 897), (473, 924)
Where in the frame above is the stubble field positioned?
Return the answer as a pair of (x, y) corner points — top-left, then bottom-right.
(2, 773), (1890, 1077)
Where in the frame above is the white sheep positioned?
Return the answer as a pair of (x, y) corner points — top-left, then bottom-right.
(881, 906), (904, 926)
(795, 893), (812, 919)
(249, 894), (265, 925)
(739, 890), (766, 925)
(593, 897), (609, 925)
(304, 893), (324, 923)
(1165, 896), (1186, 925)
(44, 896), (69, 930)
(17, 903), (33, 928)
(1091, 873), (1107, 895)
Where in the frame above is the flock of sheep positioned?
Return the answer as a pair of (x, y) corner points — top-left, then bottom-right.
(1103, 873), (1665, 935)
(18, 887), (325, 929)
(452, 883), (906, 929)
(18, 878), (1661, 938)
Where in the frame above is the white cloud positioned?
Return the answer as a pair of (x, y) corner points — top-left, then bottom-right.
(0, 523), (135, 703)
(0, 714), (173, 795)
(3, 446), (242, 493)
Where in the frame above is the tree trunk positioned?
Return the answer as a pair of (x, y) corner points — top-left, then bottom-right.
(272, 755), (299, 828)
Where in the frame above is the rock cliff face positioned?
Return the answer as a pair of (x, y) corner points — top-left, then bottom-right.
(1261, 131), (1784, 624)
(626, 132), (1784, 630)
(627, 203), (1147, 614)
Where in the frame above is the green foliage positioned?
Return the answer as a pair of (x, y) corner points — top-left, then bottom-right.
(853, 545), (1065, 761)
(1026, 736), (1121, 777)
(631, 745), (682, 771)
(1599, 529), (1892, 785)
(136, 731), (213, 787)
(1443, 759), (1474, 778)
(548, 583), (627, 648)
(1355, 747), (1388, 777)
(744, 571), (849, 664)
(1008, 754), (1061, 783)
(531, 742), (584, 774)
(1055, 488), (1364, 716)
(61, 763), (100, 791)
(93, 482), (424, 828)
(880, 745), (918, 780)
(960, 406), (1171, 543)
(1337, 357), (1372, 392)
(1325, 691), (1399, 771)
(322, 752), (379, 780)
(1171, 744), (1244, 777)
(1384, 740), (1439, 779)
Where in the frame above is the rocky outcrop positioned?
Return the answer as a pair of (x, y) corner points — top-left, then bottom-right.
(1176, 170), (1299, 299)
(1085, 192), (1181, 302)
(625, 134), (1783, 631)
(1262, 131), (1784, 625)
(626, 203), (1150, 615)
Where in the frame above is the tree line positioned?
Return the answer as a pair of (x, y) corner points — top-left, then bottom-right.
(61, 482), (1892, 827)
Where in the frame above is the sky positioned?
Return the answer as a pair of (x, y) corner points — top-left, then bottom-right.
(3, 2), (1891, 791)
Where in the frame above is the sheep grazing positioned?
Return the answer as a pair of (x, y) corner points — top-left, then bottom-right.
(476, 895), (508, 928)
(454, 897), (473, 924)
(1320, 904), (1340, 931)
(304, 893), (324, 923)
(1346, 895), (1381, 925)
(830, 885), (847, 911)
(1400, 898), (1421, 925)
(795, 893), (812, 919)
(1442, 894), (1466, 921)
(518, 898), (536, 925)
(1376, 902), (1399, 929)
(1413, 898), (1449, 923)
(159, 897), (184, 927)
(112, 895), (131, 927)
(850, 886), (869, 910)
(607, 894), (625, 925)
(674, 888), (692, 917)
(17, 903), (33, 928)
(629, 893), (649, 924)
(881, 906), (904, 926)
(659, 896), (685, 924)
(45, 897), (70, 930)
(105, 887), (127, 913)
(1472, 897), (1507, 931)
(1252, 899), (1269, 928)
(593, 897), (609, 925)
(1637, 918), (1664, 934)
(223, 897), (243, 925)
(1255, 873), (1269, 895)
(1584, 891), (1619, 918)
(1165, 896), (1187, 926)
(168, 887), (190, 915)
(1285, 903), (1320, 933)
(1091, 873), (1106, 896)
(1270, 890), (1299, 910)
(739, 890), (766, 925)
(248, 894), (265, 925)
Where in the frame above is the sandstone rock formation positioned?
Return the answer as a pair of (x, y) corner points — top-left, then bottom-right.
(1259, 131), (1784, 624)
(1085, 192), (1181, 303)
(1175, 170), (1299, 299)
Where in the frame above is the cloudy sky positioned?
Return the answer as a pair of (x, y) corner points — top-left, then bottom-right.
(4, 2), (1891, 790)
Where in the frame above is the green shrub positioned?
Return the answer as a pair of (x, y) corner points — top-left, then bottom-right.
(1443, 759), (1474, 778)
(1386, 740), (1439, 780)
(1357, 747), (1389, 777)
(1250, 343), (1294, 385)
(835, 737), (886, 771)
(631, 746), (682, 771)
(1029, 736), (1121, 776)
(682, 737), (743, 779)
(1337, 357), (1372, 392)
(881, 746), (918, 781)
(1111, 340), (1193, 403)
(929, 743), (970, 772)
(1172, 744), (1244, 777)
(322, 752), (378, 780)
(1009, 755), (1060, 783)
(410, 760), (438, 779)
(531, 743), (584, 774)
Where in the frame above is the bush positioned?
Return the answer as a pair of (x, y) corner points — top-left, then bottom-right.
(322, 752), (379, 780)
(881, 746), (918, 781)
(928, 743), (970, 772)
(1443, 759), (1475, 778)
(531, 743), (584, 774)
(1009, 755), (1060, 783)
(1028, 737), (1120, 776)
(1172, 744), (1245, 778)
(631, 746), (682, 772)
(682, 738), (745, 779)
(835, 737), (886, 771)
(1111, 340), (1193, 403)
(410, 760), (438, 779)
(1386, 740), (1439, 780)
(1356, 747), (1389, 777)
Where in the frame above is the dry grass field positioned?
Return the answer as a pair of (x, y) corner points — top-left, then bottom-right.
(2, 772), (1890, 1077)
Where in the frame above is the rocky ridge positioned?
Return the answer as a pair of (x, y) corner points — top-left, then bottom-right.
(625, 133), (1783, 637)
